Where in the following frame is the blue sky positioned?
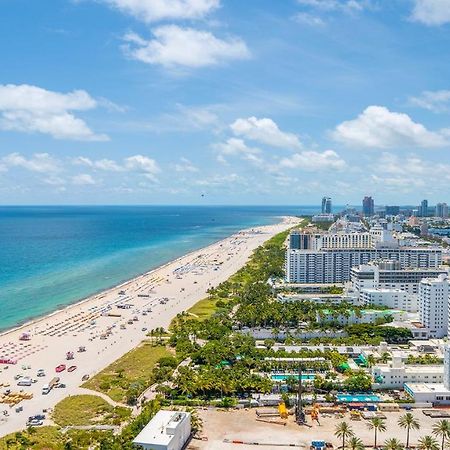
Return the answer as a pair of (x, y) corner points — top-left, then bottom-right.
(1, 0), (450, 205)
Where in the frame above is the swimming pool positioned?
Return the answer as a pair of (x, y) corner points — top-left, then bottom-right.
(337, 394), (380, 403)
(271, 374), (315, 381)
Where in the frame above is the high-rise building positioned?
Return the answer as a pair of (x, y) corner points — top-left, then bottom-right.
(419, 275), (449, 338)
(321, 197), (332, 214)
(436, 203), (449, 218)
(286, 246), (443, 283)
(362, 196), (374, 216)
(419, 199), (429, 217)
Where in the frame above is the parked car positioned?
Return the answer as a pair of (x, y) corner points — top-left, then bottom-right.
(17, 377), (32, 387)
(55, 364), (66, 373)
(82, 374), (89, 381)
(67, 366), (77, 373)
(27, 419), (43, 426)
(28, 414), (45, 421)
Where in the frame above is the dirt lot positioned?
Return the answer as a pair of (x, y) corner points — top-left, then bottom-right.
(189, 408), (442, 450)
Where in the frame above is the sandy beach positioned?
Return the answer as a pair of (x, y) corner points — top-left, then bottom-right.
(0, 216), (299, 437)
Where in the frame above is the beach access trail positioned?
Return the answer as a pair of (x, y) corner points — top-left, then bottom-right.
(0, 216), (300, 437)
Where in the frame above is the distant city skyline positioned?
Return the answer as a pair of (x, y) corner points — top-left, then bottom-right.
(1, 1), (450, 204)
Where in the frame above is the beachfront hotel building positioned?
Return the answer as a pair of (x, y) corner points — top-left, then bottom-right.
(419, 275), (449, 339)
(405, 346), (450, 405)
(316, 308), (407, 326)
(359, 288), (417, 312)
(286, 226), (443, 284)
(372, 352), (443, 389)
(286, 247), (442, 284)
(350, 261), (448, 296)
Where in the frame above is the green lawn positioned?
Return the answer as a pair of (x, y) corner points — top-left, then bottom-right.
(52, 395), (131, 427)
(83, 343), (171, 402)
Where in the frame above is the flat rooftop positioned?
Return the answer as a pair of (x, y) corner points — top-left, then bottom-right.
(377, 365), (443, 374)
(405, 383), (450, 394)
(133, 410), (190, 447)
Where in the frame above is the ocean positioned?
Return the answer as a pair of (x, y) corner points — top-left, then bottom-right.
(0, 205), (319, 331)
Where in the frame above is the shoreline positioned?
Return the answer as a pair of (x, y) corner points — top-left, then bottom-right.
(0, 215), (299, 437)
(0, 215), (286, 337)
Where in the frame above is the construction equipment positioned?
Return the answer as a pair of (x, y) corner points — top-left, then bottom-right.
(311, 404), (320, 425)
(278, 401), (288, 419)
(295, 366), (311, 427)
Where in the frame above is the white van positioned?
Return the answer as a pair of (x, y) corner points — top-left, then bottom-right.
(41, 384), (50, 395)
(17, 377), (32, 387)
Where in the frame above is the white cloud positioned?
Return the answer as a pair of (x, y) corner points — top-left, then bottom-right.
(332, 105), (449, 148)
(230, 117), (302, 149)
(0, 84), (108, 141)
(124, 155), (160, 180)
(215, 137), (260, 157)
(73, 156), (124, 171)
(73, 155), (160, 180)
(72, 173), (97, 185)
(214, 138), (267, 167)
(297, 0), (369, 13)
(293, 12), (326, 26)
(174, 157), (199, 173)
(1, 152), (61, 173)
(409, 90), (450, 112)
(43, 176), (66, 186)
(194, 172), (246, 188)
(123, 26), (250, 69)
(101, 0), (220, 23)
(279, 150), (346, 171)
(410, 0), (450, 26)
(370, 152), (450, 191)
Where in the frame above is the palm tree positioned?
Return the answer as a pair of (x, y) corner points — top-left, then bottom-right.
(418, 436), (440, 450)
(398, 412), (420, 449)
(347, 437), (365, 450)
(367, 417), (386, 448)
(367, 354), (376, 368)
(335, 421), (354, 450)
(384, 438), (404, 450)
(379, 352), (390, 364)
(432, 420), (450, 450)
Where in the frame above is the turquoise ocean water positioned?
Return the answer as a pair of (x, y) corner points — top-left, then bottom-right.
(0, 205), (319, 332)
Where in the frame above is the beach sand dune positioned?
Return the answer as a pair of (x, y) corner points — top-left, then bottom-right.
(0, 216), (299, 437)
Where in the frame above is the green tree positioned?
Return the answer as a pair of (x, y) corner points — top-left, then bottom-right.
(418, 436), (440, 450)
(347, 437), (365, 450)
(384, 438), (404, 450)
(335, 421), (354, 450)
(398, 412), (420, 449)
(432, 420), (450, 450)
(367, 417), (386, 448)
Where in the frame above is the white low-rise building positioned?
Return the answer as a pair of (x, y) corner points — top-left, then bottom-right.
(405, 346), (450, 405)
(372, 352), (443, 389)
(132, 410), (191, 450)
(316, 308), (407, 326)
(360, 288), (418, 312)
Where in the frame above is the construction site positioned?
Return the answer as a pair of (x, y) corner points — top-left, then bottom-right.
(193, 406), (441, 449)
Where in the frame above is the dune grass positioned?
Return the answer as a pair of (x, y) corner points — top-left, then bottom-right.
(0, 426), (64, 450)
(83, 343), (170, 403)
(52, 394), (131, 427)
(187, 296), (218, 320)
